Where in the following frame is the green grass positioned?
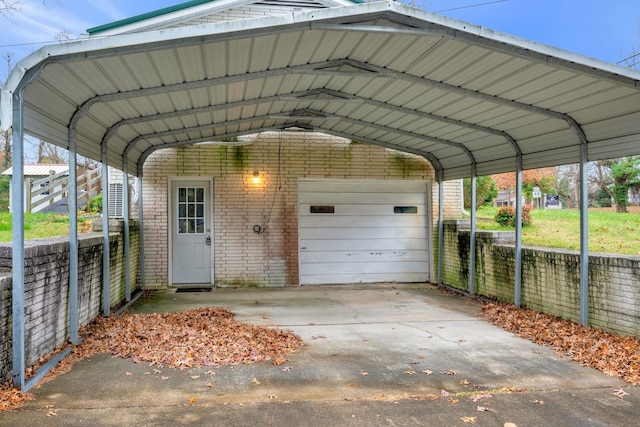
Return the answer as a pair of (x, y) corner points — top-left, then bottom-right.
(474, 206), (640, 255)
(0, 212), (93, 242)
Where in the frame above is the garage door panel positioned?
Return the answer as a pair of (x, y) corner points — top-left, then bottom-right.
(300, 250), (428, 263)
(302, 272), (429, 285)
(299, 179), (431, 285)
(299, 204), (424, 216)
(299, 192), (425, 205)
(300, 227), (426, 240)
(299, 215), (426, 228)
(300, 238), (428, 251)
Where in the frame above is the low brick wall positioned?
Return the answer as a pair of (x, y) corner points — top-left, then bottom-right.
(0, 221), (139, 384)
(438, 219), (640, 337)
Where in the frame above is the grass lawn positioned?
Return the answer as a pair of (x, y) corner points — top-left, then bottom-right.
(475, 206), (640, 256)
(0, 212), (94, 242)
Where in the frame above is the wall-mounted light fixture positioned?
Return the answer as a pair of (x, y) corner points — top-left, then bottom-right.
(251, 169), (261, 184)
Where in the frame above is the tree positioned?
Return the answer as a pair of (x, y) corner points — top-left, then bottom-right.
(463, 175), (498, 210)
(492, 167), (557, 206)
(594, 157), (640, 213)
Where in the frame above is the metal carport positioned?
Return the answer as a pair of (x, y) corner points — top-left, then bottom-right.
(3, 1), (640, 389)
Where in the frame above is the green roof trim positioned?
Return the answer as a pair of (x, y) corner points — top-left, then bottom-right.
(87, 0), (365, 35)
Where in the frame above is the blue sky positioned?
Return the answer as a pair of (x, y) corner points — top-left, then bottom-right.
(0, 0), (638, 81)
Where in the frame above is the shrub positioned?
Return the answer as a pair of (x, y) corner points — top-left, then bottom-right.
(87, 194), (102, 214)
(494, 204), (533, 227)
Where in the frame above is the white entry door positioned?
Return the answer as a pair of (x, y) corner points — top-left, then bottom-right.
(298, 179), (431, 285)
(171, 180), (212, 284)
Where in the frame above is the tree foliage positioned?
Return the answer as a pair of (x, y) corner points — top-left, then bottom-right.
(463, 175), (498, 210)
(593, 157), (640, 213)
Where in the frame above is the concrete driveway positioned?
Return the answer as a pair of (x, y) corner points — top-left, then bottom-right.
(1, 284), (637, 426)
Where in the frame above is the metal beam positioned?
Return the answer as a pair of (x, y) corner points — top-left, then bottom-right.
(579, 142), (589, 325)
(469, 164), (477, 296)
(101, 145), (110, 316)
(11, 89), (26, 389)
(514, 157), (523, 307)
(437, 169), (444, 285)
(68, 128), (80, 344)
(123, 160), (131, 302)
(137, 176), (146, 289)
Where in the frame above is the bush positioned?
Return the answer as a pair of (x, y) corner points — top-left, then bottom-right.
(87, 194), (102, 214)
(494, 204), (533, 227)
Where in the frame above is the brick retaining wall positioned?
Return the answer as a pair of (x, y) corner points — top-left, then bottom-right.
(439, 219), (640, 337)
(0, 221), (139, 384)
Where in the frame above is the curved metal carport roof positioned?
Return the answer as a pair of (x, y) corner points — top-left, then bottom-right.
(3, 1), (640, 390)
(3, 1), (640, 180)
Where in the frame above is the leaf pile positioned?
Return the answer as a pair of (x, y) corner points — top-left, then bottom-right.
(481, 302), (640, 384)
(1, 307), (302, 412)
(77, 307), (302, 368)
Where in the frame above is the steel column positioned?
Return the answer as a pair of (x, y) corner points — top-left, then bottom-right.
(101, 147), (110, 316)
(514, 160), (523, 307)
(579, 145), (589, 325)
(123, 161), (131, 302)
(11, 90), (26, 389)
(469, 165), (477, 296)
(437, 171), (444, 285)
(68, 129), (80, 343)
(137, 177), (146, 289)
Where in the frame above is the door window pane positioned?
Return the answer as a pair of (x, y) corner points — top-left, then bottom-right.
(177, 186), (206, 234)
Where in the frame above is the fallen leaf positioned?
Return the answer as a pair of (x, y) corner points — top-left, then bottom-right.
(273, 358), (287, 366)
(268, 395), (277, 399)
(282, 366), (293, 372)
(188, 397), (197, 403)
(460, 379), (470, 385)
(161, 376), (169, 380)
(504, 423), (518, 427)
(442, 370), (458, 375)
(190, 375), (200, 379)
(472, 394), (492, 402)
(405, 370), (416, 375)
(441, 390), (450, 397)
(530, 399), (544, 405)
(613, 388), (629, 399)
(360, 371), (368, 376)
(477, 406), (492, 412)
(449, 397), (459, 404)
(46, 411), (58, 417)
(252, 378), (261, 385)
(422, 370), (434, 375)
(205, 382), (213, 388)
(125, 372), (132, 377)
(461, 416), (476, 423)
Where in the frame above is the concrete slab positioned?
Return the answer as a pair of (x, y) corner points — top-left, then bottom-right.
(1, 283), (637, 426)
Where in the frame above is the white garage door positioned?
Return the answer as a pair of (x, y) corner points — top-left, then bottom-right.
(298, 179), (431, 285)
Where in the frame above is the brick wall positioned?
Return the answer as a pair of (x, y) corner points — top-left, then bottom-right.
(0, 222), (139, 384)
(439, 219), (640, 337)
(142, 132), (462, 288)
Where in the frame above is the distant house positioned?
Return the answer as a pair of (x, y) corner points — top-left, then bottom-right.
(2, 164), (69, 213)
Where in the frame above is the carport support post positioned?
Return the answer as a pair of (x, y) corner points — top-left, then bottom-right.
(579, 146), (589, 326)
(68, 129), (80, 343)
(137, 176), (146, 288)
(11, 90), (26, 389)
(514, 161), (523, 307)
(437, 171), (444, 285)
(122, 161), (131, 302)
(101, 146), (110, 316)
(469, 165), (477, 296)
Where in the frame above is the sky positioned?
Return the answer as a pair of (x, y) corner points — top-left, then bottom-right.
(0, 0), (638, 80)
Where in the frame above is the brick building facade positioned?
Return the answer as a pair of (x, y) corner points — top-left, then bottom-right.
(141, 132), (462, 288)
